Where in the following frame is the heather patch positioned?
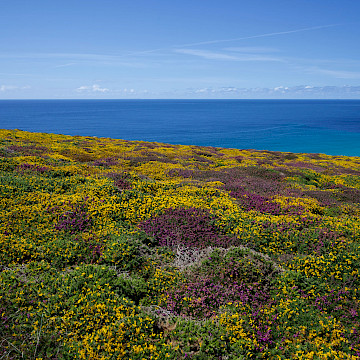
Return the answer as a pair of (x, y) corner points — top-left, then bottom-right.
(164, 248), (277, 319)
(337, 187), (360, 204)
(107, 171), (133, 190)
(304, 189), (339, 206)
(139, 207), (237, 249)
(6, 144), (50, 156)
(286, 161), (326, 172)
(123, 150), (179, 166)
(16, 162), (50, 174)
(225, 186), (283, 214)
(90, 157), (119, 167)
(54, 200), (92, 234)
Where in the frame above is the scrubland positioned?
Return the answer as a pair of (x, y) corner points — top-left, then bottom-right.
(0, 129), (359, 359)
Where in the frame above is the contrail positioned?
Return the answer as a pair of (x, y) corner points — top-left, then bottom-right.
(10, 24), (338, 61)
(175, 24), (340, 47)
(119, 24), (340, 58)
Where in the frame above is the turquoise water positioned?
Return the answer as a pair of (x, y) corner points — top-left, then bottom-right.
(1, 99), (360, 156)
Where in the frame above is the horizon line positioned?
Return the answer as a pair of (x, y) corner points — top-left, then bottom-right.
(1, 97), (360, 101)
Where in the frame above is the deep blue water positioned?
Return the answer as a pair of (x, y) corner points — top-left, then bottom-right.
(1, 99), (360, 156)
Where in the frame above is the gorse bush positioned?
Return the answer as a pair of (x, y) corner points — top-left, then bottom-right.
(0, 129), (360, 359)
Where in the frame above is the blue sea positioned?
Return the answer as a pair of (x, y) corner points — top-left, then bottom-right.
(1, 99), (360, 157)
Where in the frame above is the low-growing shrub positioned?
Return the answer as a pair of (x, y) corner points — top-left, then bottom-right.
(139, 207), (237, 249)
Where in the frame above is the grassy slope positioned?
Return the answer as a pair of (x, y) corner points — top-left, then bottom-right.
(0, 129), (360, 359)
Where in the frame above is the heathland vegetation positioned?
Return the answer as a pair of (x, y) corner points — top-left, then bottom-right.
(1, 129), (359, 359)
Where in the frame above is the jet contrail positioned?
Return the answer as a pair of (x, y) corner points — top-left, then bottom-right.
(20, 24), (339, 61)
(175, 24), (340, 47)
(119, 24), (340, 58)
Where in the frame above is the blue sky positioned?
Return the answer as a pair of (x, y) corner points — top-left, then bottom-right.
(1, 0), (360, 99)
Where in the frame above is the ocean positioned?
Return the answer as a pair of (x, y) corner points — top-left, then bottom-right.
(1, 99), (360, 156)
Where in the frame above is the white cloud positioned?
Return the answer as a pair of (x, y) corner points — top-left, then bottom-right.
(273, 86), (289, 92)
(76, 84), (110, 93)
(0, 85), (30, 91)
(123, 88), (135, 93)
(0, 85), (17, 91)
(54, 63), (76, 68)
(183, 85), (360, 98)
(308, 67), (360, 79)
(220, 87), (239, 92)
(195, 88), (209, 93)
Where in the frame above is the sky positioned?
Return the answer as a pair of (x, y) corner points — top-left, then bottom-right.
(1, 0), (360, 99)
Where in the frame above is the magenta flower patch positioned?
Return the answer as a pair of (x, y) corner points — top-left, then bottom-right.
(164, 251), (274, 318)
(139, 207), (237, 249)
(107, 172), (133, 190)
(55, 201), (92, 234)
(17, 163), (49, 174)
(91, 157), (118, 167)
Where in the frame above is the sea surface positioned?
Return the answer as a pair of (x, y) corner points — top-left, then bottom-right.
(1, 99), (360, 156)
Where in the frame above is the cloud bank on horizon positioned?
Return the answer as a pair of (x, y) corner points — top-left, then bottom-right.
(0, 1), (359, 99)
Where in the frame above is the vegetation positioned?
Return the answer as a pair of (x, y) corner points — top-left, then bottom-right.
(1, 129), (360, 359)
